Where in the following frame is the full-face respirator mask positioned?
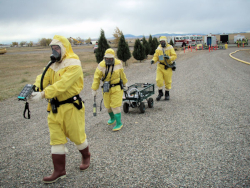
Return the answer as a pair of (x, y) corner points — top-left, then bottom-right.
(160, 41), (166, 48)
(105, 58), (114, 66)
(51, 46), (61, 62)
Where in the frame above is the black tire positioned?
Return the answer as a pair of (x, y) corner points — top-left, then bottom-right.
(148, 98), (154, 108)
(139, 102), (145, 113)
(123, 103), (129, 113)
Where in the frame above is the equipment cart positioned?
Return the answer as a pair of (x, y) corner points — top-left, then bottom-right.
(123, 83), (155, 113)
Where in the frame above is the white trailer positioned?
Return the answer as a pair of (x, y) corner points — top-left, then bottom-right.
(204, 35), (217, 46)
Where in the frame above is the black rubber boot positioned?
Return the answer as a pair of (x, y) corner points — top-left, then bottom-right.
(156, 90), (163, 101)
(165, 91), (170, 100)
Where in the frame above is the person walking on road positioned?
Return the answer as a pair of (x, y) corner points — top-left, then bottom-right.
(151, 36), (177, 101)
(29, 35), (90, 184)
(91, 48), (128, 131)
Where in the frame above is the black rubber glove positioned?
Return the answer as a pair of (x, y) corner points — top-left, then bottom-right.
(164, 55), (170, 59)
(151, 60), (154, 65)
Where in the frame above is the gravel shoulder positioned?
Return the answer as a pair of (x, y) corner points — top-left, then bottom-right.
(0, 47), (250, 187)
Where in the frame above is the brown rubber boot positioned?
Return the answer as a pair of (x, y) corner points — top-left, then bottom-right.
(43, 154), (66, 184)
(79, 146), (91, 171)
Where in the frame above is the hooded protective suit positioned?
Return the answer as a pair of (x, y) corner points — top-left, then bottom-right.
(91, 48), (128, 131)
(91, 48), (128, 109)
(34, 35), (86, 146)
(152, 36), (177, 90)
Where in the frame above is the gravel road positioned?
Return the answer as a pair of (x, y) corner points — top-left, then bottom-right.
(0, 47), (250, 187)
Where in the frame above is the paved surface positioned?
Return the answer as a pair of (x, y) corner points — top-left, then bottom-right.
(0, 47), (250, 187)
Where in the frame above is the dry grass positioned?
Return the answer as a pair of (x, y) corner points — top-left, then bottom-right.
(0, 45), (141, 101)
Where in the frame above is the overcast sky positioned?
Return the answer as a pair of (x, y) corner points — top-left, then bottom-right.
(1, 0), (250, 44)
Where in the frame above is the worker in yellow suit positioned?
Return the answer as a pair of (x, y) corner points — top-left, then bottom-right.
(151, 36), (177, 101)
(91, 48), (128, 131)
(29, 35), (90, 184)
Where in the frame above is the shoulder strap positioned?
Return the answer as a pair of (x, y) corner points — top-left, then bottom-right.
(102, 64), (114, 82)
(110, 64), (114, 79)
(102, 65), (110, 81)
(162, 48), (173, 67)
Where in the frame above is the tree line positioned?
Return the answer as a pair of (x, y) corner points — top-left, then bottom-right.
(95, 27), (163, 66)
(11, 27), (175, 66)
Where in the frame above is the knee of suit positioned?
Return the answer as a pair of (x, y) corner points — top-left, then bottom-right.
(156, 80), (164, 88)
(164, 80), (172, 90)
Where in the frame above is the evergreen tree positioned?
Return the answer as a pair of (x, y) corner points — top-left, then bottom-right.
(133, 39), (146, 62)
(95, 29), (110, 63)
(142, 36), (150, 58)
(117, 32), (131, 67)
(153, 37), (159, 52)
(148, 34), (155, 55)
(169, 38), (174, 46)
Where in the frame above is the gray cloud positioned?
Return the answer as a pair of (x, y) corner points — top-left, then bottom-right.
(1, 0), (250, 43)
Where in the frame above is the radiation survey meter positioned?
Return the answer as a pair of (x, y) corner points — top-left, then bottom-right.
(18, 84), (35, 119)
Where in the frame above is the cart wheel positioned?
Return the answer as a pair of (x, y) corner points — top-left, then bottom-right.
(139, 102), (145, 113)
(123, 102), (129, 113)
(148, 98), (154, 108)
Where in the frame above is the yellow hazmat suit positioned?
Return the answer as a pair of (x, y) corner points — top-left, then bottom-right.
(33, 35), (90, 183)
(91, 48), (128, 131)
(151, 36), (177, 100)
(34, 35), (86, 146)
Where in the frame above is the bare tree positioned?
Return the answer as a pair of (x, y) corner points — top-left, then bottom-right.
(28, 41), (33, 47)
(20, 41), (27, 47)
(39, 38), (47, 46)
(46, 39), (52, 46)
(12, 42), (18, 47)
(39, 38), (52, 46)
(113, 27), (122, 47)
(85, 37), (91, 44)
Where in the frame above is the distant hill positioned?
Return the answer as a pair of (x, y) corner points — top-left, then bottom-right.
(120, 33), (206, 39)
(124, 34), (136, 38)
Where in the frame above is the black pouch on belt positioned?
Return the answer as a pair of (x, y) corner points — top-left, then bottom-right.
(164, 65), (169, 70)
(51, 98), (59, 113)
(172, 61), (176, 71)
